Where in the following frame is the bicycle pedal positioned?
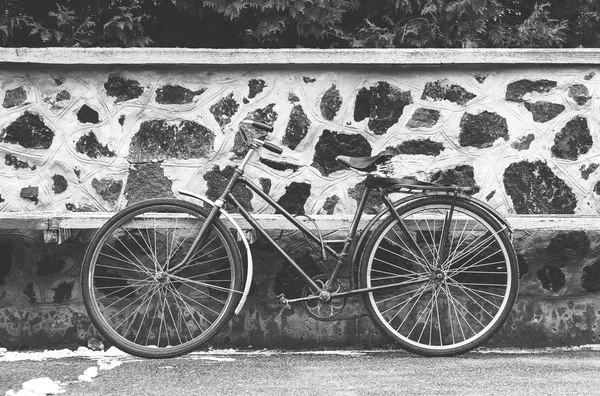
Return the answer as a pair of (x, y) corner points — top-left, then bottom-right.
(277, 293), (291, 310)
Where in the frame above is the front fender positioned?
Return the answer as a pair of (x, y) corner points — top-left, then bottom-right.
(178, 190), (252, 316)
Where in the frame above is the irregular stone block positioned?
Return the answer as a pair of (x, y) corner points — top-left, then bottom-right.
(5, 154), (36, 170)
(92, 178), (123, 205)
(275, 182), (311, 215)
(259, 178), (272, 194)
(65, 203), (96, 212)
(210, 93), (239, 126)
(52, 281), (74, 303)
(537, 266), (566, 293)
(582, 261), (600, 292)
(55, 90), (70, 102)
(320, 84), (342, 121)
(546, 231), (590, 258)
(283, 105), (310, 150)
(353, 82), (413, 135)
(259, 158), (300, 172)
(36, 255), (66, 277)
(155, 85), (206, 104)
(204, 165), (253, 213)
(76, 131), (115, 159)
(386, 139), (444, 156)
(475, 73), (489, 84)
(429, 165), (480, 194)
(76, 105), (100, 124)
(128, 119), (215, 162)
(248, 79), (266, 99)
(104, 74), (144, 102)
(421, 79), (476, 105)
(2, 86), (27, 108)
(233, 104), (278, 157)
(124, 162), (174, 204)
(319, 195), (340, 215)
(2, 111), (54, 149)
(511, 134), (535, 151)
(523, 101), (565, 123)
(594, 181), (600, 196)
(20, 186), (39, 204)
(580, 163), (599, 180)
(506, 79), (557, 102)
(406, 108), (440, 129)
(312, 130), (372, 176)
(569, 84), (591, 105)
(353, 87), (371, 122)
(288, 92), (300, 103)
(51, 174), (68, 194)
(551, 116), (592, 161)
(459, 111), (509, 148)
(503, 160), (577, 214)
(348, 180), (383, 214)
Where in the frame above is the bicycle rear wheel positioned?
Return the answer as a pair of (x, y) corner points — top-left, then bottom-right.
(81, 198), (243, 359)
(359, 196), (518, 356)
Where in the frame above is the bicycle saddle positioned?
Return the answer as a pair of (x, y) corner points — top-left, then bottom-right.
(336, 151), (392, 171)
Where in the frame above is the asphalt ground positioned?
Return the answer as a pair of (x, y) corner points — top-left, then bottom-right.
(3, 347), (600, 395)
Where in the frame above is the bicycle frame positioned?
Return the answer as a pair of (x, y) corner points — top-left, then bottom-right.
(174, 142), (440, 310)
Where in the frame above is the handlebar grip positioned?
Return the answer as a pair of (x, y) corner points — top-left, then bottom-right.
(251, 121), (274, 132)
(263, 141), (283, 155)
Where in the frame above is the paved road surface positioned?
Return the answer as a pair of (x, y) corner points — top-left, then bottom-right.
(3, 348), (600, 395)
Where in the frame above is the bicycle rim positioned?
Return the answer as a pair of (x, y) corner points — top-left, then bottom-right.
(361, 198), (517, 356)
(82, 200), (242, 358)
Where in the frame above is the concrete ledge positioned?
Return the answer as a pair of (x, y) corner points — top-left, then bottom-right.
(1, 212), (599, 232)
(1, 48), (600, 65)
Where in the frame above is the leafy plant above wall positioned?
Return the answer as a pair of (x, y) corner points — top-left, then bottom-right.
(0, 0), (599, 48)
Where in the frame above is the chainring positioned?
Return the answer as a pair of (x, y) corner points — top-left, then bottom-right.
(302, 274), (347, 321)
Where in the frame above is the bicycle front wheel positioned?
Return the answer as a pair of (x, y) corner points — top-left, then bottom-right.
(359, 196), (518, 356)
(81, 199), (243, 359)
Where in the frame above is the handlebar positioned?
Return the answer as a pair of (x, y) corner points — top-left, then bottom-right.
(239, 120), (282, 155)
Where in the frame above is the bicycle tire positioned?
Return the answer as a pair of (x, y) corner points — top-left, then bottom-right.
(359, 196), (518, 356)
(81, 198), (243, 359)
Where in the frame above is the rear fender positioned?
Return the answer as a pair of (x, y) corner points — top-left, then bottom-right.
(349, 192), (511, 281)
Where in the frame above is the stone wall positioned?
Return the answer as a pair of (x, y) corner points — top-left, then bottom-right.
(1, 49), (600, 349)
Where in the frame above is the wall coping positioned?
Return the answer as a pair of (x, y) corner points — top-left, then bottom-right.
(0, 48), (599, 66)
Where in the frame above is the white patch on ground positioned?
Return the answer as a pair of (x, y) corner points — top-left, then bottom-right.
(77, 366), (99, 382)
(5, 377), (65, 395)
(0, 346), (129, 362)
(476, 344), (600, 354)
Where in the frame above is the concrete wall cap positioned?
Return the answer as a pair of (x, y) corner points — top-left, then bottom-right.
(0, 48), (599, 65)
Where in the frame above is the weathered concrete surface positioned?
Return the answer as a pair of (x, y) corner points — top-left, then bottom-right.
(2, 227), (600, 350)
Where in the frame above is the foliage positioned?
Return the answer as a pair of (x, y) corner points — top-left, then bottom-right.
(102, 2), (152, 47)
(0, 0), (599, 48)
(27, 4), (97, 46)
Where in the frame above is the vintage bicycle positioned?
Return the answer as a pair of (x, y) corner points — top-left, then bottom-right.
(81, 119), (519, 359)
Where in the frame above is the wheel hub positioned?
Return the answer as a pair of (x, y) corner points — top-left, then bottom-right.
(431, 270), (446, 283)
(155, 272), (169, 284)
